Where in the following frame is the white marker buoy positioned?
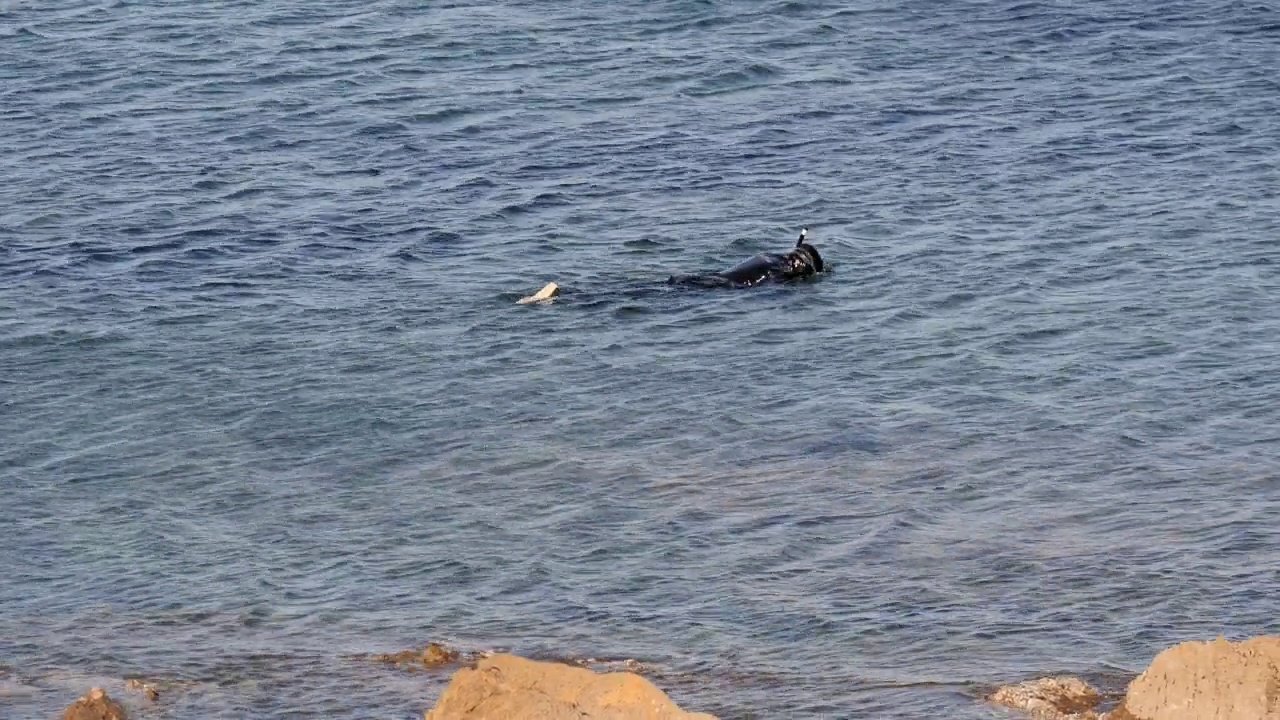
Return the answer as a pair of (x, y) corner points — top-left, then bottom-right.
(516, 282), (560, 305)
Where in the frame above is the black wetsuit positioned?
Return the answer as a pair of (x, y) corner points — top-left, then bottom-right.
(669, 236), (825, 288)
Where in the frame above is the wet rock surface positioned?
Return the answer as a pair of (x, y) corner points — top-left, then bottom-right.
(988, 676), (1104, 719)
(62, 687), (127, 720)
(368, 642), (466, 670)
(423, 653), (717, 720)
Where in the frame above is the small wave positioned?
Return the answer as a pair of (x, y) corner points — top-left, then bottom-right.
(182, 246), (228, 260)
(411, 107), (475, 124)
(129, 238), (187, 255)
(582, 94), (643, 107)
(513, 159), (595, 175)
(622, 238), (664, 253)
(249, 70), (345, 87)
(928, 291), (980, 311)
(82, 251), (129, 264)
(613, 304), (653, 318)
(221, 187), (268, 201)
(298, 242), (360, 259)
(314, 167), (382, 178)
(775, 1), (811, 15)
(426, 230), (463, 244)
(391, 248), (425, 263)
(196, 280), (258, 291)
(356, 121), (409, 137)
(682, 63), (783, 97)
(1224, 22), (1280, 36)
(337, 52), (393, 68)
(492, 192), (574, 218)
(635, 13), (735, 37)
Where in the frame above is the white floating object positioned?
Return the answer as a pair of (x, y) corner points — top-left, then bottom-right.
(517, 282), (560, 305)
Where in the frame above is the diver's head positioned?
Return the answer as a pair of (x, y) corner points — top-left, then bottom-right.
(790, 227), (823, 273)
(794, 242), (823, 273)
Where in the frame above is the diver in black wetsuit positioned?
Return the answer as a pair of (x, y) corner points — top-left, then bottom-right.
(668, 227), (825, 288)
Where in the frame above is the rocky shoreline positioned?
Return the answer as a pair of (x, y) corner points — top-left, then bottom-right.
(56, 636), (1280, 719)
(987, 636), (1280, 720)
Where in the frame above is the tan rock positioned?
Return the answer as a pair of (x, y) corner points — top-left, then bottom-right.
(424, 653), (717, 720)
(63, 687), (127, 720)
(988, 676), (1103, 719)
(1115, 636), (1280, 720)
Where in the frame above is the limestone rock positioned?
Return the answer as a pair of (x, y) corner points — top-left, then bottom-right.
(1115, 636), (1280, 720)
(988, 676), (1103, 719)
(63, 687), (127, 720)
(424, 653), (717, 720)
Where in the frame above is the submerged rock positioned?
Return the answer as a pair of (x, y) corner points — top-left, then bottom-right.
(1114, 636), (1280, 720)
(373, 642), (463, 670)
(988, 676), (1103, 719)
(423, 653), (717, 720)
(62, 687), (127, 720)
(124, 678), (160, 702)
(557, 656), (661, 676)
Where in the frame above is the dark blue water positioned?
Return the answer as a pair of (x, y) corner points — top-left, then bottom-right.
(3, 1), (1279, 717)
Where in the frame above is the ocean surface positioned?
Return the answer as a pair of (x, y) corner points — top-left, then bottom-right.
(2, 0), (1278, 717)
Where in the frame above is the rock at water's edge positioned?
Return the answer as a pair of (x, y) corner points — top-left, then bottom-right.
(1115, 636), (1280, 720)
(988, 676), (1103, 719)
(63, 687), (127, 720)
(424, 653), (717, 720)
(374, 642), (463, 670)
